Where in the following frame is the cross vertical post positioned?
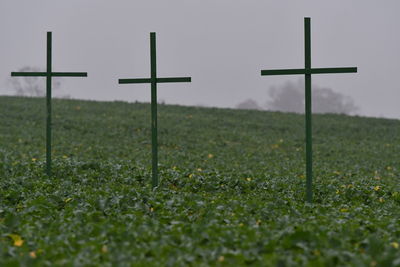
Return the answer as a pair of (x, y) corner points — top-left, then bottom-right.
(118, 32), (191, 188)
(304, 18), (312, 202)
(150, 33), (158, 188)
(261, 18), (357, 202)
(46, 32), (53, 176)
(11, 32), (88, 176)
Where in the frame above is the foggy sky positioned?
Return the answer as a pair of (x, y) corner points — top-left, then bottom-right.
(1, 0), (399, 119)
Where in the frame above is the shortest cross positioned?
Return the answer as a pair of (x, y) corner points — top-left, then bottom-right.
(11, 32), (87, 176)
(119, 32), (191, 188)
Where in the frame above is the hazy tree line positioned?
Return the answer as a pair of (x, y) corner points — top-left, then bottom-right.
(236, 79), (358, 115)
(9, 66), (358, 115)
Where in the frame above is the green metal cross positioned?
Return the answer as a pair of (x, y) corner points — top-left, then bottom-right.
(118, 32), (191, 188)
(261, 18), (357, 203)
(11, 32), (87, 176)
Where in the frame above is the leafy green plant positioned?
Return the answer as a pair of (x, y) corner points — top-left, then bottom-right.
(0, 96), (399, 266)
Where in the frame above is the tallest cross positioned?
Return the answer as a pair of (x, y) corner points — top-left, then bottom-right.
(11, 32), (88, 176)
(261, 18), (357, 202)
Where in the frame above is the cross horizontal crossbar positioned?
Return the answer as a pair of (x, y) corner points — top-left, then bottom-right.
(118, 77), (191, 84)
(261, 67), (357, 76)
(11, 72), (88, 77)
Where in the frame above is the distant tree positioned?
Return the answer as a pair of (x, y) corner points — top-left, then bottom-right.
(236, 99), (261, 110)
(267, 81), (303, 113)
(8, 66), (62, 97)
(195, 103), (207, 107)
(266, 80), (358, 115)
(312, 87), (358, 114)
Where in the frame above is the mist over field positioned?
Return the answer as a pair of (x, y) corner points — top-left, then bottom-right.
(0, 0), (399, 118)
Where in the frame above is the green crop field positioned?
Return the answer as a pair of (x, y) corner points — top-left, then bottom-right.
(0, 96), (399, 266)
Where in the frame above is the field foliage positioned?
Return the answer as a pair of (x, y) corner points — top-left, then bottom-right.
(0, 96), (399, 266)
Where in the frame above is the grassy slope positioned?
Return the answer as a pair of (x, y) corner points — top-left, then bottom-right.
(0, 96), (399, 266)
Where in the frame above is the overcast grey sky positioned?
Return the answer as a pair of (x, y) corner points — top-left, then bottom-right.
(1, 0), (399, 118)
